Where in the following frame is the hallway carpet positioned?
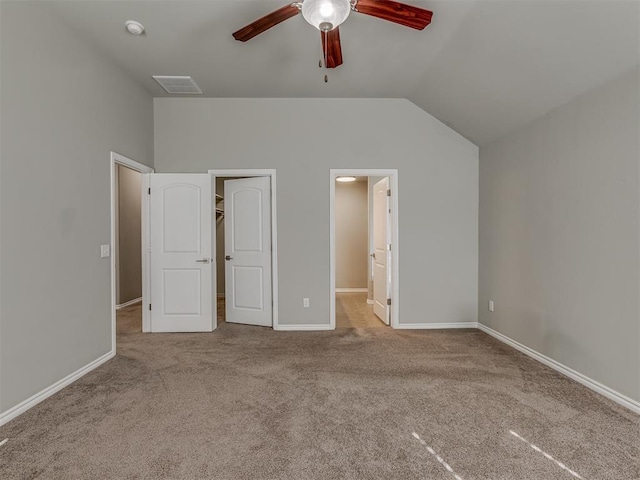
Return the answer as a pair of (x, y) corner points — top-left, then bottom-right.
(0, 307), (638, 479)
(336, 292), (385, 329)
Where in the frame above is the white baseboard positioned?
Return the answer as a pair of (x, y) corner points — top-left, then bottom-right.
(335, 288), (368, 293)
(116, 297), (142, 309)
(276, 324), (333, 331)
(395, 322), (478, 330)
(366, 299), (374, 305)
(0, 350), (115, 427)
(477, 323), (640, 415)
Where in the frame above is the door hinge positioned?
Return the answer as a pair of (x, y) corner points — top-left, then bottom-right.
(387, 189), (391, 197)
(387, 298), (391, 306)
(148, 303), (152, 311)
(148, 187), (151, 195)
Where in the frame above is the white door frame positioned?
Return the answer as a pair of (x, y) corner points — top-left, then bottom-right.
(208, 169), (279, 330)
(110, 151), (154, 350)
(330, 169), (400, 329)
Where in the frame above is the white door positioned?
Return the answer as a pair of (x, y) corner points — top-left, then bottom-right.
(224, 177), (272, 327)
(149, 174), (213, 332)
(373, 177), (391, 325)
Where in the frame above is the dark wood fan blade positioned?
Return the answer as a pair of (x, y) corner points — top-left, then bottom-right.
(232, 4), (300, 42)
(355, 0), (433, 30)
(321, 27), (343, 68)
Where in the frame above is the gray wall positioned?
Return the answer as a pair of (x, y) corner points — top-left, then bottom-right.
(335, 181), (368, 289)
(154, 98), (479, 327)
(0, 2), (154, 412)
(116, 165), (142, 305)
(479, 66), (640, 402)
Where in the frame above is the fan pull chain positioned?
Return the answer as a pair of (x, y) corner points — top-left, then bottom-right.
(324, 29), (328, 83)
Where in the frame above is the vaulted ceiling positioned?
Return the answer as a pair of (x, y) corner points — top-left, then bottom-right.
(45, 0), (639, 145)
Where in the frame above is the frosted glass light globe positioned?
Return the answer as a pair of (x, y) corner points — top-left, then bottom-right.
(302, 0), (351, 31)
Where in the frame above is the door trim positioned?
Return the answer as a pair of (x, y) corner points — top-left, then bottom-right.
(110, 152), (154, 351)
(330, 169), (400, 329)
(208, 169), (279, 330)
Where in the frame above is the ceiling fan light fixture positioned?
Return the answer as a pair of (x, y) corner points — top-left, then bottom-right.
(302, 0), (351, 31)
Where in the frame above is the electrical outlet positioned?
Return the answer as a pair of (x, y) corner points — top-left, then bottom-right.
(488, 300), (494, 312)
(303, 298), (310, 308)
(100, 245), (110, 258)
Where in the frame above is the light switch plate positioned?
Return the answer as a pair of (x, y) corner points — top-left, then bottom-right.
(488, 300), (494, 312)
(101, 245), (110, 258)
(303, 298), (310, 308)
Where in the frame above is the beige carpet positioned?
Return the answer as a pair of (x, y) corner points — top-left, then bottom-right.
(336, 293), (386, 329)
(1, 303), (638, 479)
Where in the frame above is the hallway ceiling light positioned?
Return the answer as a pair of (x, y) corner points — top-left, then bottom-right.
(336, 176), (356, 182)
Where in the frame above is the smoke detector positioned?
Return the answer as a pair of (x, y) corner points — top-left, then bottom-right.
(125, 20), (145, 35)
(152, 76), (203, 95)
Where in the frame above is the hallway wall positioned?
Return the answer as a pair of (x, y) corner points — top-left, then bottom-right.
(116, 165), (142, 305)
(335, 181), (368, 289)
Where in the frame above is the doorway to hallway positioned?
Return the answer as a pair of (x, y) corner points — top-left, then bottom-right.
(110, 151), (153, 348)
(330, 169), (399, 329)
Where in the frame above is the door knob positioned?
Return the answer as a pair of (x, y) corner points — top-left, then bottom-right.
(196, 258), (210, 263)
(225, 255), (233, 261)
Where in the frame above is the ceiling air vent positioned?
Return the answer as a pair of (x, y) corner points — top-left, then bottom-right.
(152, 76), (203, 95)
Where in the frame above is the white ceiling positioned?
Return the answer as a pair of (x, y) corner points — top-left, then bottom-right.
(44, 0), (639, 145)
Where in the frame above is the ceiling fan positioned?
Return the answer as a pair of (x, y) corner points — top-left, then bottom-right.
(232, 0), (433, 69)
